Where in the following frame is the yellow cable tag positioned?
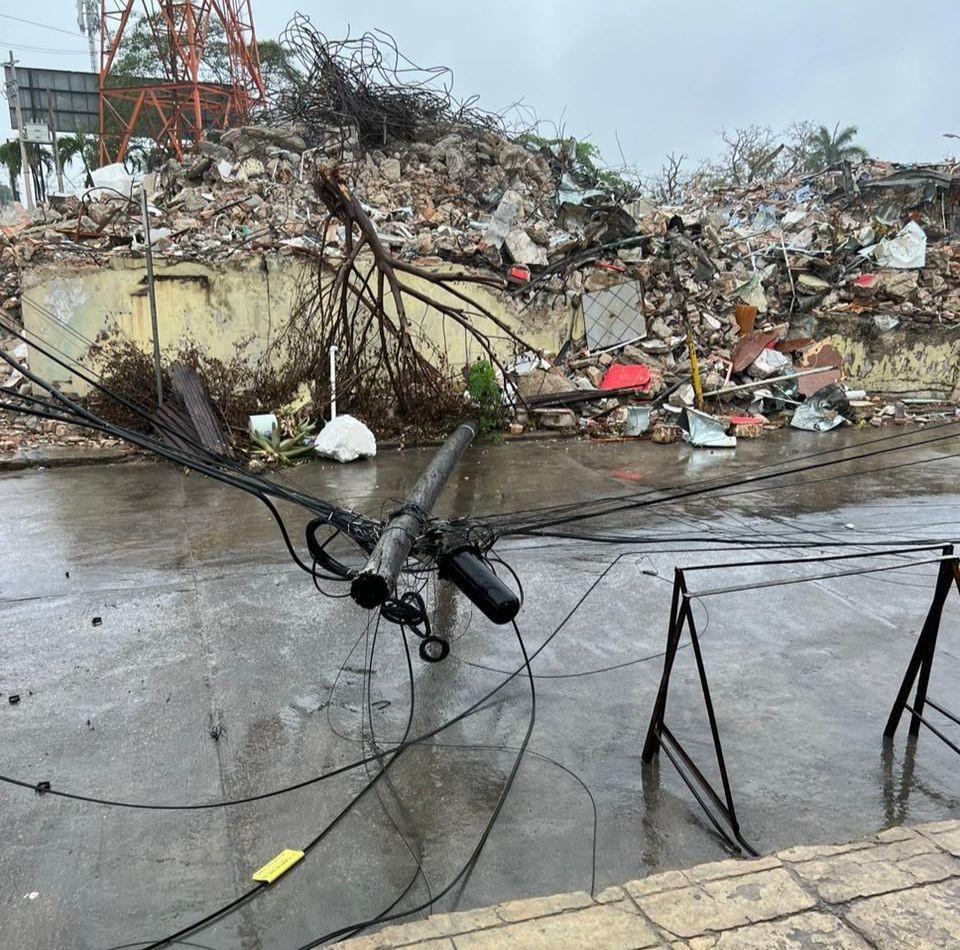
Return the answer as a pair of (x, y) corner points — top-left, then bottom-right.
(252, 849), (305, 884)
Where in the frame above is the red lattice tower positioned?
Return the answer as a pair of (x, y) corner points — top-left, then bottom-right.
(99, 1), (266, 164)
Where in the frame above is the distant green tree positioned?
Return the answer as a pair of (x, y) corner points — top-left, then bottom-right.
(0, 181), (12, 207)
(28, 145), (53, 203)
(257, 38), (298, 97)
(515, 132), (640, 198)
(0, 140), (53, 203)
(110, 13), (230, 84)
(57, 132), (100, 186)
(0, 141), (21, 202)
(806, 123), (869, 170)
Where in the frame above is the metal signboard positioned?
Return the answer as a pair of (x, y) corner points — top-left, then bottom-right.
(5, 64), (238, 139)
(22, 122), (51, 144)
(3, 65), (99, 134)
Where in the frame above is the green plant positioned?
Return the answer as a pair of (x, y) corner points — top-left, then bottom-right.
(515, 133), (640, 198)
(466, 360), (503, 434)
(250, 419), (316, 466)
(806, 124), (869, 171)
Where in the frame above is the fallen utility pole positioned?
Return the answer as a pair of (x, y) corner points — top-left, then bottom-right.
(352, 419), (479, 609)
(351, 418), (520, 624)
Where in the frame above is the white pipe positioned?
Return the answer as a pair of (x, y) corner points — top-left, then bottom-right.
(329, 344), (338, 421)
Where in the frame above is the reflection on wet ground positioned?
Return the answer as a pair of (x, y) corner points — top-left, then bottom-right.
(1, 427), (959, 948)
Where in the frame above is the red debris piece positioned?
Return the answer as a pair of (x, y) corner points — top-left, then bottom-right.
(798, 341), (842, 396)
(600, 363), (651, 392)
(731, 329), (781, 373)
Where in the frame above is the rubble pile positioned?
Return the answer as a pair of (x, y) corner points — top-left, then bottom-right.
(2, 101), (960, 449)
(501, 159), (960, 443)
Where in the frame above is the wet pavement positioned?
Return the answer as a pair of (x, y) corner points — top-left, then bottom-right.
(1, 428), (959, 949)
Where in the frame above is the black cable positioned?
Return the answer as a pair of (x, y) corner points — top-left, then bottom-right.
(137, 623), (418, 950)
(298, 617), (536, 948)
(482, 418), (960, 530)
(501, 436), (960, 540)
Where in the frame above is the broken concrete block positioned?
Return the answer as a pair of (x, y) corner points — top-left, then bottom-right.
(505, 228), (548, 267)
(445, 148), (467, 181)
(651, 422), (681, 444)
(583, 366), (605, 388)
(380, 158), (402, 183)
(515, 369), (570, 399)
(532, 408), (577, 429)
(879, 269), (919, 302)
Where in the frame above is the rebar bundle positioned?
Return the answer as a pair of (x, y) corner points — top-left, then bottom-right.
(270, 14), (504, 149)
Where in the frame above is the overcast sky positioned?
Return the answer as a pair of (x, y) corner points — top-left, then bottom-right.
(2, 0), (958, 183)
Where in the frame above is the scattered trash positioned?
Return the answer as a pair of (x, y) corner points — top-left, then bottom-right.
(3, 86), (959, 452)
(251, 420), (317, 466)
(873, 314), (900, 332)
(871, 220), (927, 269)
(679, 408), (737, 448)
(790, 383), (850, 432)
(89, 162), (134, 199)
(600, 364), (652, 393)
(623, 405), (653, 436)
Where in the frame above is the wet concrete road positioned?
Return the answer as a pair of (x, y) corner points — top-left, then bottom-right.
(2, 429), (960, 949)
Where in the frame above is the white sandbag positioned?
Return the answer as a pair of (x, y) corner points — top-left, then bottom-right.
(313, 415), (376, 463)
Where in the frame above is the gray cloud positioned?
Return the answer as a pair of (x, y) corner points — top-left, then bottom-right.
(2, 0), (957, 183)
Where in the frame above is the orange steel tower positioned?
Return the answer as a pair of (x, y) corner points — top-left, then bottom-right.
(99, 0), (266, 164)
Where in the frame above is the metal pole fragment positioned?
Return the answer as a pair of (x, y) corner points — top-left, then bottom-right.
(351, 419), (478, 609)
(47, 94), (64, 194)
(140, 187), (164, 406)
(701, 365), (838, 399)
(329, 344), (338, 421)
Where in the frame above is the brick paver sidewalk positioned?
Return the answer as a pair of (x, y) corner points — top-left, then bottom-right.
(336, 819), (960, 948)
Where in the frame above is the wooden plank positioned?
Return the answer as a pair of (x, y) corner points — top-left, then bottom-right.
(150, 402), (202, 456)
(168, 362), (232, 457)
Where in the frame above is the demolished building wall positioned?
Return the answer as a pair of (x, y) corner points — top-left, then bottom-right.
(20, 255), (573, 395)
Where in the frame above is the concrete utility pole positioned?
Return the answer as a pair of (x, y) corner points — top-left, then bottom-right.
(47, 96), (64, 194)
(352, 420), (480, 609)
(140, 188), (164, 406)
(350, 418), (520, 625)
(6, 52), (34, 211)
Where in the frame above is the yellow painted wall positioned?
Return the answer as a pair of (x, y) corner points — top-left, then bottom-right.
(21, 254), (576, 393)
(822, 334), (960, 397)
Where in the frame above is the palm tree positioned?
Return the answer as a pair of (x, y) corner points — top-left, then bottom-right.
(57, 132), (98, 187)
(807, 124), (868, 171)
(0, 140), (22, 202)
(27, 144), (54, 203)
